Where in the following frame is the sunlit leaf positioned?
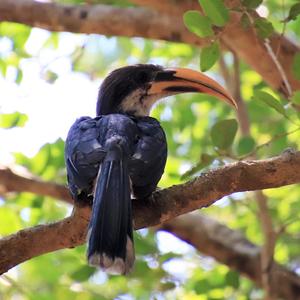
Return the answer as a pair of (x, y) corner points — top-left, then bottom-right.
(0, 112), (28, 128)
(15, 68), (23, 84)
(0, 58), (7, 76)
(252, 90), (287, 117)
(210, 119), (238, 150)
(198, 0), (229, 26)
(0, 22), (31, 50)
(183, 11), (214, 38)
(14, 139), (65, 180)
(43, 32), (60, 49)
(0, 207), (22, 234)
(200, 42), (220, 72)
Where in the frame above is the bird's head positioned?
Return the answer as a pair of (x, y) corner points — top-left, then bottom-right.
(97, 64), (237, 116)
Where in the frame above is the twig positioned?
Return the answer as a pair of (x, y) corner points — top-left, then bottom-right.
(264, 39), (292, 98)
(240, 127), (300, 160)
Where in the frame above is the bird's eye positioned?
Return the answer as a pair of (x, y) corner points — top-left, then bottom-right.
(137, 71), (149, 83)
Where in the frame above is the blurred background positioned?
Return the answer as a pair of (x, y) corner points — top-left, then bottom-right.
(1, 0), (300, 299)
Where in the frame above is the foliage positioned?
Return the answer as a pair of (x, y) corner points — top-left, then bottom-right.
(1, 0), (300, 299)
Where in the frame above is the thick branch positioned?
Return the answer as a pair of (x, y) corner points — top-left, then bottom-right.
(130, 0), (200, 15)
(1, 150), (300, 275)
(161, 213), (300, 300)
(0, 0), (207, 46)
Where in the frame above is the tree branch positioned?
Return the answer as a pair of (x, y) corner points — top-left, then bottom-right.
(0, 0), (208, 46)
(161, 213), (300, 300)
(0, 166), (72, 204)
(130, 0), (200, 15)
(1, 150), (300, 275)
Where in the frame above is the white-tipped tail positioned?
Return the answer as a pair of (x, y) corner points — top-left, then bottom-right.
(88, 236), (135, 275)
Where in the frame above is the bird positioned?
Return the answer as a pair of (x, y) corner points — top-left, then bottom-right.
(65, 64), (236, 275)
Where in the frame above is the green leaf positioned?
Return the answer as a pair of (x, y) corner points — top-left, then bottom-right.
(70, 265), (96, 282)
(286, 3), (300, 22)
(43, 32), (60, 49)
(225, 271), (240, 288)
(0, 58), (7, 76)
(291, 91), (300, 105)
(181, 153), (215, 179)
(210, 119), (238, 150)
(252, 90), (287, 116)
(159, 281), (176, 292)
(43, 70), (58, 84)
(242, 0), (263, 9)
(15, 69), (23, 84)
(237, 136), (256, 155)
(292, 53), (300, 81)
(134, 232), (157, 255)
(198, 0), (229, 26)
(200, 42), (220, 71)
(194, 279), (210, 294)
(183, 11), (214, 38)
(0, 22), (31, 50)
(131, 260), (150, 277)
(0, 112), (28, 128)
(254, 18), (274, 39)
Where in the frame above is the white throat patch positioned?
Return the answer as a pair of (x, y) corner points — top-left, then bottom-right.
(119, 89), (163, 117)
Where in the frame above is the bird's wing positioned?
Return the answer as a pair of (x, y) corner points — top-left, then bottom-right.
(65, 116), (106, 201)
(129, 116), (167, 199)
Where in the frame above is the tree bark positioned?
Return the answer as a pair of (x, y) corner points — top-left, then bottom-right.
(1, 150), (300, 275)
(0, 166), (72, 204)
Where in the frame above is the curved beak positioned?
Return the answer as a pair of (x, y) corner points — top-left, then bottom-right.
(148, 68), (237, 108)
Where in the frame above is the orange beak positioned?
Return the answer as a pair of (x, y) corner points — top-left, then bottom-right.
(148, 67), (237, 108)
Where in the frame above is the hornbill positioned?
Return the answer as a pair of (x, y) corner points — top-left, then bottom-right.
(65, 64), (236, 275)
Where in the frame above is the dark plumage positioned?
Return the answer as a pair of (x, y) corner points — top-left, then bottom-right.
(65, 64), (236, 275)
(65, 113), (166, 274)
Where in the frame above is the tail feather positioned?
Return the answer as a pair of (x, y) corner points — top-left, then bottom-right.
(87, 144), (135, 274)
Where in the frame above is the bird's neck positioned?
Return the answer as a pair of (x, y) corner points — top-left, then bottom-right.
(119, 91), (160, 117)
